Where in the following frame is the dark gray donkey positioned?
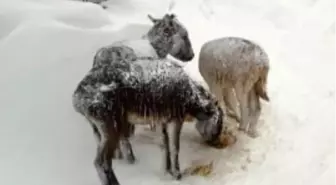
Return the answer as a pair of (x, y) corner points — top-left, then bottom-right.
(91, 13), (196, 161)
(92, 13), (195, 68)
(72, 58), (223, 185)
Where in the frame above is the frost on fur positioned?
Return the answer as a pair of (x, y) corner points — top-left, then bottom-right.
(199, 36), (270, 138)
(92, 13), (195, 68)
(91, 13), (196, 141)
(72, 58), (223, 185)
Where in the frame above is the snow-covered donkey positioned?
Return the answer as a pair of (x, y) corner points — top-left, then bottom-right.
(199, 37), (270, 138)
(91, 13), (195, 160)
(72, 58), (223, 185)
(92, 13), (195, 68)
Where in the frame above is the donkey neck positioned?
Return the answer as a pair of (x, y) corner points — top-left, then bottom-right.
(142, 32), (172, 58)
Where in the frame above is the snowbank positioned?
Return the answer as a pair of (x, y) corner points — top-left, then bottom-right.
(0, 0), (114, 40)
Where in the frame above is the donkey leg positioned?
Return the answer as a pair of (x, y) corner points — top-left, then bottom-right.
(89, 119), (123, 160)
(161, 123), (171, 173)
(113, 119), (136, 161)
(120, 120), (136, 164)
(112, 142), (123, 160)
(93, 120), (120, 185)
(235, 85), (250, 133)
(170, 121), (183, 180)
(121, 139), (136, 164)
(223, 87), (240, 123)
(90, 120), (119, 165)
(210, 85), (226, 116)
(247, 87), (261, 138)
(88, 120), (101, 144)
(119, 128), (136, 164)
(149, 121), (156, 131)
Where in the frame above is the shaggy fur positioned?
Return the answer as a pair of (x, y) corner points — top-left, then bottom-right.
(72, 58), (223, 185)
(92, 45), (155, 68)
(199, 36), (270, 138)
(91, 13), (195, 161)
(92, 14), (194, 68)
(195, 104), (224, 144)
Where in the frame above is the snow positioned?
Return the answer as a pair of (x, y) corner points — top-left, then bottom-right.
(0, 0), (334, 185)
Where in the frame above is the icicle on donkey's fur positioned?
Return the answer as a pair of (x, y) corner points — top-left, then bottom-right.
(199, 36), (270, 138)
(92, 13), (195, 68)
(72, 58), (224, 185)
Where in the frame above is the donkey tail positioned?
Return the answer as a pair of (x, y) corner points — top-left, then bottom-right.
(255, 68), (270, 102)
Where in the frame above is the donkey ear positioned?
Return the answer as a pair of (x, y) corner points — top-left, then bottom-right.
(147, 14), (159, 24)
(169, 13), (176, 19)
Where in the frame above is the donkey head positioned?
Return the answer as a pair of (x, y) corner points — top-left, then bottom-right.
(147, 13), (194, 62)
(195, 100), (224, 145)
(188, 82), (223, 144)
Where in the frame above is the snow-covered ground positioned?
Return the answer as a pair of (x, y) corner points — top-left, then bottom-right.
(0, 0), (334, 185)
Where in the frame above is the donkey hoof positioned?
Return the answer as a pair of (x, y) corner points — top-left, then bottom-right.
(238, 127), (247, 133)
(176, 173), (182, 180)
(126, 155), (136, 164)
(247, 130), (259, 138)
(174, 173), (182, 180)
(169, 170), (182, 180)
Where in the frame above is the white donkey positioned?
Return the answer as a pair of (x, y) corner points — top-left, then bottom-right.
(199, 37), (270, 138)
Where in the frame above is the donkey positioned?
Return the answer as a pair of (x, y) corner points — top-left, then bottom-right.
(92, 13), (195, 68)
(91, 13), (195, 160)
(199, 37), (270, 137)
(72, 58), (224, 185)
